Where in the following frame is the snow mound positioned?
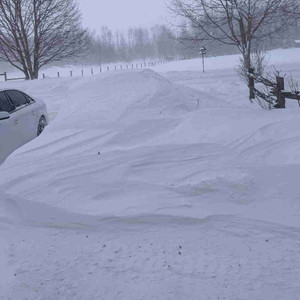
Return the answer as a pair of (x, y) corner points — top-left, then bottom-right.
(9, 70), (195, 157)
(53, 69), (193, 125)
(1, 48), (300, 300)
(1, 64), (300, 226)
(0, 191), (23, 224)
(0, 70), (199, 218)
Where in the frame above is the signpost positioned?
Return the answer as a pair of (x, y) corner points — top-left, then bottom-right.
(199, 46), (207, 73)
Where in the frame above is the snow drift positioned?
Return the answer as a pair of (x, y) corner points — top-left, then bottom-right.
(0, 65), (300, 226)
(1, 49), (300, 300)
(0, 70), (198, 217)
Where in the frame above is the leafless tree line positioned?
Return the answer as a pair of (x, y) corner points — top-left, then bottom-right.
(85, 25), (186, 65)
(0, 0), (299, 81)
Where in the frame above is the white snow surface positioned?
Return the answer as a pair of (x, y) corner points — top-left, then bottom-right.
(1, 48), (300, 299)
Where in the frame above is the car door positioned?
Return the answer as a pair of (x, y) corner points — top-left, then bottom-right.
(0, 92), (22, 162)
(5, 90), (37, 144)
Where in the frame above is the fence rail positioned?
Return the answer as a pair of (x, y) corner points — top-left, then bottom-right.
(0, 72), (26, 82)
(6, 76), (26, 81)
(249, 68), (300, 108)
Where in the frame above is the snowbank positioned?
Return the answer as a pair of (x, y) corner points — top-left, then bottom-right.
(0, 66), (300, 226)
(1, 48), (300, 300)
(0, 70), (198, 217)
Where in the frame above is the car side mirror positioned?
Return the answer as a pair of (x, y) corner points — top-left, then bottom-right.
(0, 111), (10, 121)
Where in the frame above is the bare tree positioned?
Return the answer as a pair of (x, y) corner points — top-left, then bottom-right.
(0, 0), (89, 79)
(169, 0), (300, 69)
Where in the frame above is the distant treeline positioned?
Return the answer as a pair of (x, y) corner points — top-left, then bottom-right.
(84, 25), (183, 64)
(77, 22), (300, 65)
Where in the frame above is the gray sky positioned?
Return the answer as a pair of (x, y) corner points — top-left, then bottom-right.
(78, 0), (168, 32)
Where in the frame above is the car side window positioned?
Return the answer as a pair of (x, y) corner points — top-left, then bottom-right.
(0, 92), (14, 113)
(22, 93), (35, 104)
(5, 90), (29, 108)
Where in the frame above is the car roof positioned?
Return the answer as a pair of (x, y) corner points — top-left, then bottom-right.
(0, 89), (23, 92)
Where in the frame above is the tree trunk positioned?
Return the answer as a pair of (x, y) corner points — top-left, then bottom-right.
(22, 67), (30, 80)
(32, 69), (39, 79)
(243, 48), (251, 71)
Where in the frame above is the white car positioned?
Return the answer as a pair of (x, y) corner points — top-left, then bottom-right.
(0, 89), (48, 162)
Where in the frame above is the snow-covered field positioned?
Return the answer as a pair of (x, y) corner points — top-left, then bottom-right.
(1, 48), (300, 299)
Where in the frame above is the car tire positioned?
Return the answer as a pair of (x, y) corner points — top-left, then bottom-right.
(37, 116), (47, 136)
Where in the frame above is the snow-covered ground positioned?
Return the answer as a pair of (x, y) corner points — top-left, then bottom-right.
(1, 48), (300, 299)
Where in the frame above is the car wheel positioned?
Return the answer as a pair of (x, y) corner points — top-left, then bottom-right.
(37, 116), (47, 136)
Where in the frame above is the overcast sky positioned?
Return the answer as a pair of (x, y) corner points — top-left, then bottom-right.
(78, 0), (168, 32)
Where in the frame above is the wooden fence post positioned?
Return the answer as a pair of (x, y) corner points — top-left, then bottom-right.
(100, 67), (102, 73)
(91, 68), (94, 75)
(81, 70), (84, 77)
(107, 66), (109, 71)
(43, 73), (45, 79)
(132, 64), (134, 69)
(4, 72), (7, 81)
(115, 66), (117, 70)
(276, 76), (286, 108)
(70, 71), (72, 77)
(57, 72), (60, 78)
(120, 65), (122, 69)
(249, 68), (255, 100)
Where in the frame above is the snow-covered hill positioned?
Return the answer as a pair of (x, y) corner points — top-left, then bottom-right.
(1, 48), (300, 300)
